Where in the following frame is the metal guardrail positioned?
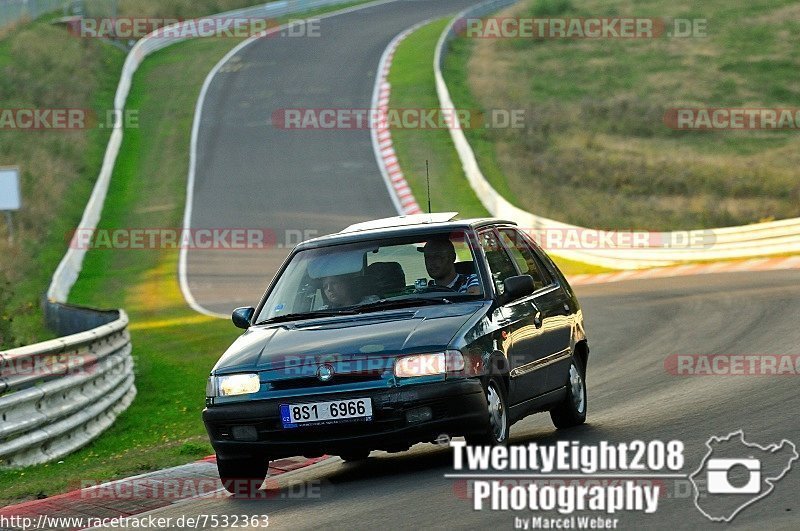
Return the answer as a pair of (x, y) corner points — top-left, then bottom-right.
(0, 306), (134, 468)
(434, 0), (800, 269)
(48, 0), (365, 302)
(20, 0), (365, 468)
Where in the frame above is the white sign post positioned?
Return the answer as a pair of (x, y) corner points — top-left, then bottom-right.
(0, 167), (21, 243)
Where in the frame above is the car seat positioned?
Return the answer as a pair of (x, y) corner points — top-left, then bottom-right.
(365, 262), (406, 297)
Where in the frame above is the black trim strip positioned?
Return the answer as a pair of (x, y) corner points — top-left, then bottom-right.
(510, 347), (571, 378)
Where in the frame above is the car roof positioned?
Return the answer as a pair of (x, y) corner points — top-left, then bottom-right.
(295, 213), (517, 250)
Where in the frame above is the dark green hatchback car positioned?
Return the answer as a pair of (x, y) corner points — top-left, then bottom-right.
(203, 214), (589, 494)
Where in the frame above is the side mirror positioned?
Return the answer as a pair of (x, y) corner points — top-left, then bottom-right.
(232, 306), (255, 329)
(499, 275), (535, 304)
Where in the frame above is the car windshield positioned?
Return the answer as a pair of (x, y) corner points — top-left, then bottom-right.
(255, 230), (484, 323)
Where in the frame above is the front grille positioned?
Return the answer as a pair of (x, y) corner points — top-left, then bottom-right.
(269, 370), (386, 390)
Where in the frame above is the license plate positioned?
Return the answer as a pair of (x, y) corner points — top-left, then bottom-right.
(280, 398), (373, 429)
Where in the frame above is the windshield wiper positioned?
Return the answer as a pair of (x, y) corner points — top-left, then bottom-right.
(354, 296), (452, 313)
(256, 297), (456, 324)
(256, 309), (359, 325)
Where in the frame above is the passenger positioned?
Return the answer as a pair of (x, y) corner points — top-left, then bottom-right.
(421, 239), (481, 294)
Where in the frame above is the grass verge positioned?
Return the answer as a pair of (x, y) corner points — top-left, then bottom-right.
(388, 18), (489, 219)
(0, 15), (125, 348)
(0, 0), (352, 346)
(452, 0), (800, 231)
(387, 18), (611, 276)
(0, 1), (370, 505)
(0, 34), (241, 509)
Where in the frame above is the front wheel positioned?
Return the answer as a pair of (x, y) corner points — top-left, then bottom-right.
(465, 377), (509, 446)
(550, 357), (587, 429)
(217, 456), (269, 497)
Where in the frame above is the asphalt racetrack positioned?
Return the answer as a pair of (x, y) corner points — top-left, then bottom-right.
(185, 0), (481, 315)
(113, 270), (800, 529)
(179, 0), (799, 528)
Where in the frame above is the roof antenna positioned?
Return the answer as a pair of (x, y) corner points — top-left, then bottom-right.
(426, 159), (432, 214)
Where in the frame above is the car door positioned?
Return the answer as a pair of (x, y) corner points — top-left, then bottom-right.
(499, 228), (574, 392)
(477, 228), (549, 404)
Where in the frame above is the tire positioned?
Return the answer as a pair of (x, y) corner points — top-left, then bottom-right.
(465, 377), (510, 446)
(339, 450), (370, 462)
(217, 456), (269, 497)
(550, 356), (587, 429)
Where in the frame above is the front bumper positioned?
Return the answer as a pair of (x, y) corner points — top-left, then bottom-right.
(203, 379), (486, 460)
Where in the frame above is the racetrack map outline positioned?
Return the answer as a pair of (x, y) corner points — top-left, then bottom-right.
(689, 430), (798, 522)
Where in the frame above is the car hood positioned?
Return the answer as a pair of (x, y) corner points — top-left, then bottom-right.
(212, 302), (485, 374)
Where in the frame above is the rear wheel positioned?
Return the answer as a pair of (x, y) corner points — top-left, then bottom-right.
(217, 456), (269, 497)
(550, 357), (587, 429)
(465, 377), (509, 446)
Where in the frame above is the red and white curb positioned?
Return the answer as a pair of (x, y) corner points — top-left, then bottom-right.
(567, 255), (800, 286)
(0, 455), (328, 530)
(371, 21), (431, 216)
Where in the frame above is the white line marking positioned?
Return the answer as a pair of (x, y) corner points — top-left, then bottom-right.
(180, 0), (405, 317)
(369, 19), (432, 217)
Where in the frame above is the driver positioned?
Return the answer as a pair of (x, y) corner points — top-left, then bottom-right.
(322, 274), (380, 308)
(421, 239), (481, 295)
(322, 275), (359, 307)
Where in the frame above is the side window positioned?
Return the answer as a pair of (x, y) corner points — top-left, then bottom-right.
(498, 229), (552, 290)
(478, 229), (518, 295)
(521, 233), (558, 287)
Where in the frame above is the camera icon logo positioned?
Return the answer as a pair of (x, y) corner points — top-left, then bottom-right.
(706, 458), (760, 494)
(690, 430), (798, 522)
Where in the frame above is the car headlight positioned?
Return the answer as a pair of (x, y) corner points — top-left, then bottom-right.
(208, 373), (261, 397)
(394, 350), (465, 378)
